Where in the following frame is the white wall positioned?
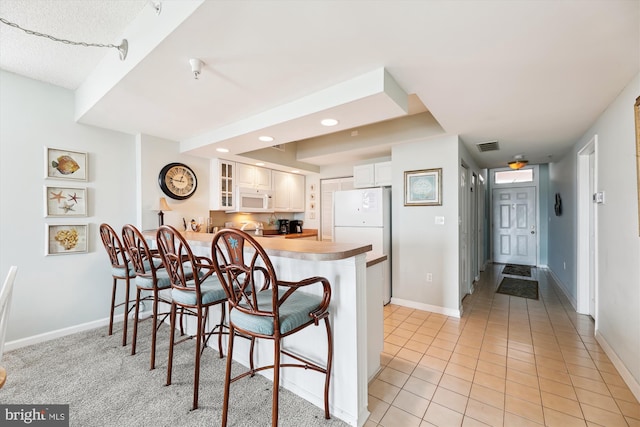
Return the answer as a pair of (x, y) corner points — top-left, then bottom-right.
(0, 71), (136, 341)
(138, 134), (210, 231)
(590, 73), (640, 392)
(548, 152), (577, 302)
(391, 135), (461, 315)
(549, 72), (640, 395)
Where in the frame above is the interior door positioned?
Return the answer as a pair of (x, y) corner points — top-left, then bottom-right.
(459, 165), (469, 302)
(492, 187), (537, 265)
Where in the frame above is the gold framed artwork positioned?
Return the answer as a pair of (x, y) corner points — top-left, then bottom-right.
(404, 168), (442, 206)
(45, 147), (88, 181)
(44, 186), (87, 217)
(45, 224), (88, 255)
(635, 96), (640, 236)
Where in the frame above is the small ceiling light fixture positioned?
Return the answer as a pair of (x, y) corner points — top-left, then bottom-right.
(216, 147), (229, 153)
(508, 154), (529, 170)
(149, 1), (162, 15)
(258, 136), (274, 142)
(321, 118), (339, 127)
(189, 58), (204, 79)
(256, 162), (265, 166)
(0, 17), (128, 60)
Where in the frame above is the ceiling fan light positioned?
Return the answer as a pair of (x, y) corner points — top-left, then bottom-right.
(508, 160), (529, 170)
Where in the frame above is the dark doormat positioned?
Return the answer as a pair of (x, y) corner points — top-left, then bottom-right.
(502, 264), (532, 277)
(496, 277), (539, 299)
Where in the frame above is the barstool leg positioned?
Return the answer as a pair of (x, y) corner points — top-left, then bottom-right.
(131, 287), (142, 356)
(221, 325), (235, 427)
(150, 292), (159, 370)
(272, 338), (281, 426)
(109, 278), (117, 336)
(324, 317), (333, 419)
(122, 276), (130, 346)
(166, 302), (177, 386)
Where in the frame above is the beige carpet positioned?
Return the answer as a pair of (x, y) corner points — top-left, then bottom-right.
(0, 319), (347, 427)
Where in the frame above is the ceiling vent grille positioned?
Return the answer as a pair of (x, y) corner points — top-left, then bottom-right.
(476, 140), (500, 152)
(271, 144), (285, 151)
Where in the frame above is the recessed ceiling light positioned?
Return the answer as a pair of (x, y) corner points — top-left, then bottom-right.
(259, 135), (274, 142)
(321, 118), (339, 127)
(216, 147), (229, 153)
(256, 162), (265, 166)
(291, 170), (300, 174)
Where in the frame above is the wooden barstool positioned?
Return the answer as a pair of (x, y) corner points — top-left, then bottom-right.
(211, 229), (333, 426)
(122, 224), (173, 370)
(99, 224), (135, 346)
(156, 225), (229, 410)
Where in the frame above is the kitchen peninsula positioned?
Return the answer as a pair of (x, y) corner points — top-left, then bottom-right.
(143, 230), (380, 427)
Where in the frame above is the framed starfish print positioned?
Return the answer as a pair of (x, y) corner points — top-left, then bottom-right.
(44, 186), (87, 217)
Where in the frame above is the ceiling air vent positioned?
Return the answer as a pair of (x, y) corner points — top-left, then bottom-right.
(271, 144), (285, 151)
(476, 140), (499, 152)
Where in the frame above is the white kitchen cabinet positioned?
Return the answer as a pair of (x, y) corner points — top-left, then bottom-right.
(353, 164), (375, 188)
(273, 171), (305, 212)
(353, 161), (391, 188)
(374, 162), (392, 186)
(236, 163), (272, 190)
(210, 159), (235, 210)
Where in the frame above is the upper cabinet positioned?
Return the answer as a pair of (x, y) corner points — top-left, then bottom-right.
(354, 161), (392, 188)
(272, 171), (305, 212)
(210, 159), (235, 210)
(236, 163), (272, 190)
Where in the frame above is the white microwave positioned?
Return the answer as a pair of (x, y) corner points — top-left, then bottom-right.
(228, 187), (274, 213)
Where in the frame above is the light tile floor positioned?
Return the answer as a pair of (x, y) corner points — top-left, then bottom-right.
(365, 264), (640, 427)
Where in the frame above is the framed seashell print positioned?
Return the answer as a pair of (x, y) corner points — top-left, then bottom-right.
(404, 168), (442, 206)
(45, 147), (87, 181)
(45, 224), (88, 255)
(44, 186), (87, 217)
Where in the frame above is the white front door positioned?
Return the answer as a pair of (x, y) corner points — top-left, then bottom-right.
(492, 187), (537, 265)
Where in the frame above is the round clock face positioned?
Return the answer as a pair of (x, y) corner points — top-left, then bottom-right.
(158, 163), (197, 200)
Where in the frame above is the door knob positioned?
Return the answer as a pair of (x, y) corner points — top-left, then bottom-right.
(531, 231), (535, 234)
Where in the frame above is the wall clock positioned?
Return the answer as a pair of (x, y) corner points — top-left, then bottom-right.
(158, 162), (197, 200)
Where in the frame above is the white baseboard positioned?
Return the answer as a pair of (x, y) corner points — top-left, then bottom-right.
(4, 310), (154, 352)
(546, 267), (577, 311)
(390, 297), (461, 318)
(595, 330), (640, 403)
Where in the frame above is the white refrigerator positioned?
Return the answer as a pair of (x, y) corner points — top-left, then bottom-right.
(334, 187), (391, 304)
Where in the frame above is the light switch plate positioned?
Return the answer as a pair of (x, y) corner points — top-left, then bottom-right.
(435, 216), (445, 225)
(593, 191), (605, 204)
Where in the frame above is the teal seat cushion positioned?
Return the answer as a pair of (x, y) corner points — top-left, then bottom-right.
(231, 290), (323, 336)
(135, 269), (171, 289)
(111, 265), (135, 278)
(171, 276), (226, 306)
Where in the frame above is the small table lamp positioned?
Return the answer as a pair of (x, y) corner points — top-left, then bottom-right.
(158, 197), (172, 227)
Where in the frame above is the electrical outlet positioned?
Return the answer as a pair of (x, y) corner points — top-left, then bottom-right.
(427, 273), (433, 282)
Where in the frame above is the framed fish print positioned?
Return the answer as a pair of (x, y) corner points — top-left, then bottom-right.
(45, 147), (87, 181)
(45, 224), (88, 255)
(44, 186), (87, 217)
(404, 168), (442, 206)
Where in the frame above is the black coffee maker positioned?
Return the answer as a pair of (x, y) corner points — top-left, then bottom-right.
(290, 220), (303, 233)
(278, 219), (290, 234)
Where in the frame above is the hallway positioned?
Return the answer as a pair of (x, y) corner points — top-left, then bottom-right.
(366, 264), (640, 426)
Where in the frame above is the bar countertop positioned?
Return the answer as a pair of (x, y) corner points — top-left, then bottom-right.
(143, 229), (372, 262)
